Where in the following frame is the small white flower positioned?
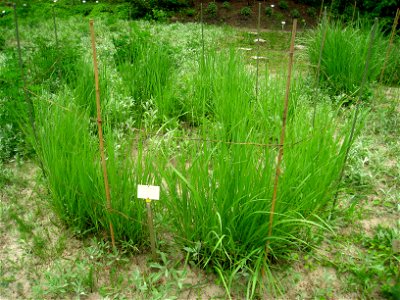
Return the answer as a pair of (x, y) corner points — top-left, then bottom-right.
(281, 21), (286, 25)
(23, 3), (27, 6)
(270, 4), (275, 8)
(2, 10), (5, 14)
(96, 0), (99, 2)
(53, 0), (58, 2)
(82, 0), (86, 3)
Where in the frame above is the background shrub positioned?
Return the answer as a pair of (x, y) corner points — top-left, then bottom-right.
(291, 8), (301, 18)
(240, 6), (252, 18)
(279, 0), (289, 10)
(265, 7), (272, 16)
(222, 1), (231, 9)
(206, 2), (217, 18)
(306, 7), (317, 17)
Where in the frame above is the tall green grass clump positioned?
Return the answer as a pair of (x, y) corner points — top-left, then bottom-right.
(29, 95), (153, 245)
(159, 54), (355, 292)
(0, 50), (32, 161)
(380, 37), (400, 86)
(180, 49), (255, 127)
(113, 24), (177, 122)
(30, 37), (81, 92)
(305, 20), (386, 99)
(70, 61), (111, 120)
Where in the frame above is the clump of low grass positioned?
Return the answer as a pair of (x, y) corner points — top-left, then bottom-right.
(304, 20), (386, 99)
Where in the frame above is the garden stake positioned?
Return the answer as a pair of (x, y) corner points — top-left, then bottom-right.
(312, 7), (327, 127)
(331, 18), (379, 218)
(263, 19), (298, 277)
(319, 0), (324, 20)
(351, 0), (357, 23)
(255, 2), (261, 101)
(146, 199), (157, 260)
(379, 8), (399, 83)
(89, 19), (116, 249)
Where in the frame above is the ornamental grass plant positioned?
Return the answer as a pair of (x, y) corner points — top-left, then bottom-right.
(305, 20), (387, 98)
(29, 94), (154, 245)
(158, 50), (356, 292)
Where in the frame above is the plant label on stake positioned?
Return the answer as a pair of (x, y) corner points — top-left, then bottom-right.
(137, 185), (160, 260)
(137, 185), (160, 201)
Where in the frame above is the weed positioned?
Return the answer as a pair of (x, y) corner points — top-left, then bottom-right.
(306, 7), (317, 17)
(279, 0), (289, 10)
(291, 9), (301, 19)
(206, 2), (218, 18)
(184, 8), (196, 17)
(222, 2), (231, 10)
(240, 7), (252, 18)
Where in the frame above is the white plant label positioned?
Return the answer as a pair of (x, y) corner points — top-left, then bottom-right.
(137, 185), (160, 200)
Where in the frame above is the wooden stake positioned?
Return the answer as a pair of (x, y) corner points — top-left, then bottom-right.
(263, 19), (298, 275)
(89, 19), (116, 249)
(379, 8), (400, 83)
(146, 199), (157, 260)
(351, 0), (357, 23)
(319, 0), (325, 21)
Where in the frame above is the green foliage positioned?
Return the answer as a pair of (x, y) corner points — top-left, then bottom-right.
(274, 12), (284, 22)
(291, 8), (301, 18)
(0, 163), (13, 189)
(345, 226), (400, 296)
(222, 2), (231, 10)
(113, 25), (177, 122)
(0, 52), (30, 162)
(30, 37), (81, 92)
(29, 96), (152, 244)
(206, 2), (218, 18)
(265, 7), (273, 16)
(159, 50), (354, 291)
(306, 7), (317, 17)
(32, 260), (95, 298)
(304, 20), (387, 98)
(279, 0), (289, 10)
(152, 8), (168, 21)
(0, 36), (5, 51)
(240, 6), (252, 18)
(380, 38), (400, 86)
(331, 0), (398, 32)
(184, 8), (196, 16)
